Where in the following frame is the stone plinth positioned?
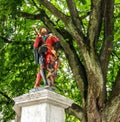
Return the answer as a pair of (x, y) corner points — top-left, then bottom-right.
(13, 89), (74, 122)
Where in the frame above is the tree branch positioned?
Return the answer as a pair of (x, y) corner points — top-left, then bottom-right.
(37, 0), (69, 23)
(65, 103), (86, 121)
(19, 12), (42, 20)
(100, 0), (114, 78)
(66, 0), (82, 31)
(88, 0), (103, 48)
(65, 41), (88, 103)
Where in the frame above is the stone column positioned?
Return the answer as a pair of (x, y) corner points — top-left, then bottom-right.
(13, 89), (73, 122)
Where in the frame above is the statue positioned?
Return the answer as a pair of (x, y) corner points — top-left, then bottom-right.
(33, 27), (60, 89)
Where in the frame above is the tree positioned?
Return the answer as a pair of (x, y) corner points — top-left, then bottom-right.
(0, 0), (120, 121)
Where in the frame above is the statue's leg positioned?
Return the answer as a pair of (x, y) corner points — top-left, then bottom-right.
(34, 72), (42, 87)
(39, 55), (49, 86)
(40, 68), (49, 86)
(33, 47), (39, 63)
(49, 75), (54, 86)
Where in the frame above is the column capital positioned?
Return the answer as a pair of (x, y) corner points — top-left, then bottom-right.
(13, 89), (74, 109)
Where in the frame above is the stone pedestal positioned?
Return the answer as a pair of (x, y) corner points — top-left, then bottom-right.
(13, 89), (73, 122)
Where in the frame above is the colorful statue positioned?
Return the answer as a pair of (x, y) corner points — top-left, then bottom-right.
(33, 27), (60, 88)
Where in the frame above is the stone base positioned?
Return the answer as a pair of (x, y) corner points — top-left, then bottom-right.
(13, 89), (74, 122)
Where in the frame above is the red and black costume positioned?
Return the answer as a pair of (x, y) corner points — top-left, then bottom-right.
(33, 33), (60, 87)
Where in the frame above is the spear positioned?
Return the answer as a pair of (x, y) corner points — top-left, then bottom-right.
(33, 27), (39, 36)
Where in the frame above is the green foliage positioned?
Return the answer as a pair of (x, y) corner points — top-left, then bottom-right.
(0, 14), (37, 121)
(0, 0), (120, 121)
(0, 0), (22, 20)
